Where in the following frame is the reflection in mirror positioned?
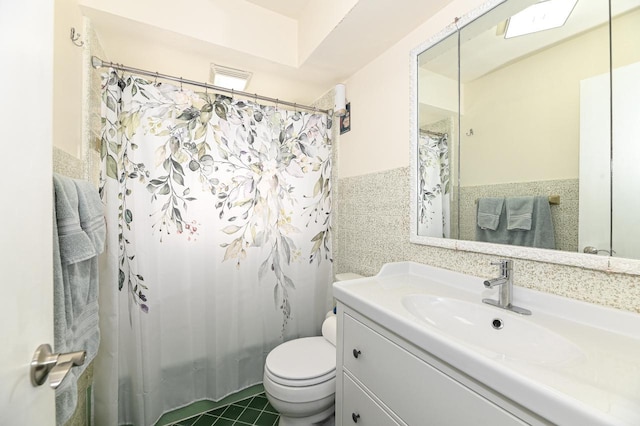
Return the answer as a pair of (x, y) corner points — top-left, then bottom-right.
(611, 3), (640, 259)
(414, 0), (640, 260)
(418, 127), (452, 238)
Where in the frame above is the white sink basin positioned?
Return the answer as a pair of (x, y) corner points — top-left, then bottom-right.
(334, 262), (640, 425)
(402, 294), (585, 365)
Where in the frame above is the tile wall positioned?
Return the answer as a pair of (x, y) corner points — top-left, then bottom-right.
(458, 179), (579, 252)
(335, 166), (640, 314)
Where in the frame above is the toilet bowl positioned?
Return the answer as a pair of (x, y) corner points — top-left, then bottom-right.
(263, 335), (336, 426)
(263, 273), (362, 426)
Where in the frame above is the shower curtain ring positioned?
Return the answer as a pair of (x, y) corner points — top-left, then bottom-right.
(294, 103), (297, 113)
(254, 93), (258, 104)
(231, 88), (234, 101)
(180, 78), (183, 91)
(154, 72), (159, 85)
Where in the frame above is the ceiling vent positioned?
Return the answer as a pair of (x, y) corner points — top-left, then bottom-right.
(210, 64), (253, 91)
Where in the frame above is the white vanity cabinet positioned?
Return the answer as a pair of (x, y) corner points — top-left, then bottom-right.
(336, 306), (532, 426)
(333, 262), (640, 425)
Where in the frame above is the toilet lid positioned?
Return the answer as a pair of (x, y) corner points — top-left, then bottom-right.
(266, 336), (336, 382)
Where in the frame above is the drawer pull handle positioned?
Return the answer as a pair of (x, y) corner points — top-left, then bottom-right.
(352, 349), (361, 359)
(352, 412), (360, 423)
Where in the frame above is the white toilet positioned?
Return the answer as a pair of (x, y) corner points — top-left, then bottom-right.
(263, 273), (363, 426)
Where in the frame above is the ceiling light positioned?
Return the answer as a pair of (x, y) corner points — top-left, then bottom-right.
(505, 0), (578, 39)
(210, 64), (252, 91)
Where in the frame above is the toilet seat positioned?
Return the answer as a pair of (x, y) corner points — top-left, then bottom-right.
(265, 336), (336, 387)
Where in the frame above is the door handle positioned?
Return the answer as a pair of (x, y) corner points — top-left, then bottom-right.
(30, 344), (86, 389)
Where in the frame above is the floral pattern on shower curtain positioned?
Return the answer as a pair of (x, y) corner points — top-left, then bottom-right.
(95, 71), (333, 425)
(418, 133), (450, 238)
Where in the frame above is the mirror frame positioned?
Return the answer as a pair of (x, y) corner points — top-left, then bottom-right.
(409, 0), (640, 275)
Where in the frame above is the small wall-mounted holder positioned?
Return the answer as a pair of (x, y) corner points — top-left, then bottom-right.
(70, 27), (84, 47)
(31, 344), (86, 389)
(465, 128), (474, 136)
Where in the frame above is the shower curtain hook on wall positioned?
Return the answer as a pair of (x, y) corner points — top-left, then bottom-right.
(70, 27), (84, 47)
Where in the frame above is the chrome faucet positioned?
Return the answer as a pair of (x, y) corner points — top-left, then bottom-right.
(483, 260), (531, 315)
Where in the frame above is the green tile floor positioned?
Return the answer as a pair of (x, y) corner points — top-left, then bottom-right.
(156, 385), (279, 426)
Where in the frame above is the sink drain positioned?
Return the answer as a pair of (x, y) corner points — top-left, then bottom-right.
(491, 318), (504, 330)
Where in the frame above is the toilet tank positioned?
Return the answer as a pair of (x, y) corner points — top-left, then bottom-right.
(329, 273), (363, 318)
(335, 273), (363, 281)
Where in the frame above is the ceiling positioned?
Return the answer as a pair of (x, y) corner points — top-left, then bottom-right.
(81, 0), (453, 105)
(245, 0), (312, 19)
(421, 0), (640, 82)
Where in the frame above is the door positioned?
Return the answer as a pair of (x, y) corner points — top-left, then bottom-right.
(579, 62), (640, 258)
(611, 62), (640, 259)
(0, 0), (56, 424)
(579, 71), (611, 255)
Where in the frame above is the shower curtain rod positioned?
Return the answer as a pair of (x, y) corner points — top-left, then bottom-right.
(91, 56), (330, 115)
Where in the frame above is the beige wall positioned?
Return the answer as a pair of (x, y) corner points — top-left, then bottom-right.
(462, 8), (640, 186)
(341, 3), (640, 182)
(54, 0), (84, 158)
(338, 0), (486, 178)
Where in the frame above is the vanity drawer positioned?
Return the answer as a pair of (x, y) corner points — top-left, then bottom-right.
(343, 373), (401, 426)
(342, 313), (527, 426)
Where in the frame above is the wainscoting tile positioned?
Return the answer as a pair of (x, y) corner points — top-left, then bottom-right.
(334, 166), (640, 313)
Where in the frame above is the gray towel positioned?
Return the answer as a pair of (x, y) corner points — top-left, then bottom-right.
(476, 197), (504, 230)
(53, 174), (105, 426)
(476, 196), (555, 249)
(506, 196), (534, 231)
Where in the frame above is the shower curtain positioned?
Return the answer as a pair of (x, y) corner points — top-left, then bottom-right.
(94, 71), (333, 425)
(417, 133), (450, 238)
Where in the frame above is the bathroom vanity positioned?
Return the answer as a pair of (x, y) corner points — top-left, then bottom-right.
(333, 262), (640, 425)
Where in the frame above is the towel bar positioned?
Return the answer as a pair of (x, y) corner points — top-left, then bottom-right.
(475, 195), (560, 205)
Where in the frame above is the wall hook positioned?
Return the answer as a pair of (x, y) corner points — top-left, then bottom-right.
(466, 128), (474, 136)
(70, 27), (84, 47)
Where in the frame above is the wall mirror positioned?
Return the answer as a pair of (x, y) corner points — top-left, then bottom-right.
(410, 0), (640, 271)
